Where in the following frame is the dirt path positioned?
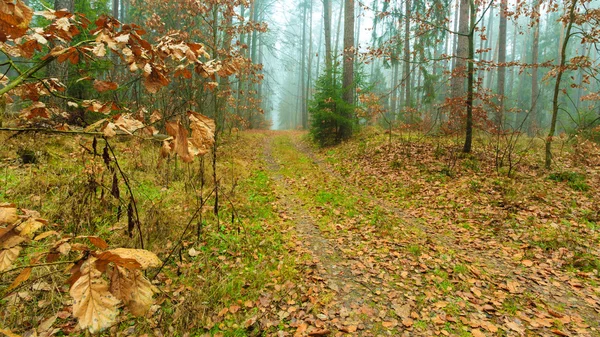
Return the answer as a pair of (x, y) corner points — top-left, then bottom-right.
(262, 134), (391, 335)
(260, 131), (599, 336)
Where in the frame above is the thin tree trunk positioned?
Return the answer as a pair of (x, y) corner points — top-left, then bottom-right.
(340, 0), (354, 141)
(404, 0), (411, 113)
(334, 0), (344, 61)
(530, 0), (541, 134)
(307, 0), (314, 103)
(323, 0), (333, 72)
(452, 0), (469, 99)
(496, 0), (507, 129)
(301, 2), (308, 129)
(370, 0), (379, 79)
(546, 0), (577, 169)
(451, 0), (460, 73)
(463, 0), (475, 153)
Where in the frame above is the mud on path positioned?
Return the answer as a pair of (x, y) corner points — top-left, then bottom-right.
(258, 131), (599, 336)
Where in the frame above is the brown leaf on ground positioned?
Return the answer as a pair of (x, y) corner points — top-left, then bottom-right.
(0, 246), (22, 272)
(0, 207), (18, 225)
(70, 257), (120, 333)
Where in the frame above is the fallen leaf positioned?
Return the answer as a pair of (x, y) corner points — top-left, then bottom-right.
(70, 257), (120, 333)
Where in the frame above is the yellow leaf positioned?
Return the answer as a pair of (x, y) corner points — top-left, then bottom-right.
(16, 218), (44, 238)
(6, 267), (31, 292)
(0, 207), (18, 225)
(0, 328), (22, 337)
(109, 266), (156, 316)
(0, 246), (22, 272)
(103, 248), (161, 269)
(471, 329), (486, 337)
(70, 257), (120, 333)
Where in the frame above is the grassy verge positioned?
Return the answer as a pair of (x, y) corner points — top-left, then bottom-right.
(0, 131), (299, 336)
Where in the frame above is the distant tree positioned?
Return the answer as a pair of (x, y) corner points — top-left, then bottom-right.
(496, 0), (507, 129)
(340, 0), (355, 139)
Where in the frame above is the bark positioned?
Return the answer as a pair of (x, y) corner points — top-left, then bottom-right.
(546, 0), (577, 169)
(341, 0), (355, 139)
(390, 60), (399, 121)
(462, 0), (475, 153)
(307, 0), (314, 103)
(451, 0), (469, 99)
(404, 0), (411, 111)
(323, 0), (333, 72)
(369, 0), (379, 78)
(113, 0), (119, 19)
(334, 0), (344, 70)
(496, 0), (507, 128)
(301, 1), (308, 129)
(451, 0), (459, 74)
(482, 5), (494, 88)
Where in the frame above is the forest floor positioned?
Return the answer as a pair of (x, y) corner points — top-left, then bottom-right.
(256, 130), (600, 337)
(1, 129), (600, 337)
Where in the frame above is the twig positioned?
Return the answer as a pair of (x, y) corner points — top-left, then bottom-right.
(0, 260), (77, 277)
(151, 184), (218, 280)
(104, 138), (144, 249)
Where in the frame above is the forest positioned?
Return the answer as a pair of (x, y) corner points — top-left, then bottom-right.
(1, 0), (600, 336)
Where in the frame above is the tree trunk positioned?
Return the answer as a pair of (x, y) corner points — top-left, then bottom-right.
(334, 0), (344, 64)
(323, 0), (333, 72)
(301, 2), (308, 129)
(496, 0), (507, 129)
(529, 0), (540, 134)
(452, 0), (469, 99)
(369, 0), (379, 79)
(341, 0), (354, 139)
(462, 0), (475, 153)
(48, 0), (74, 110)
(404, 0), (411, 113)
(546, 0), (577, 169)
(307, 0), (314, 103)
(451, 0), (459, 75)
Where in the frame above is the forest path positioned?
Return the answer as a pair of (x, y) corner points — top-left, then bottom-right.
(260, 131), (599, 336)
(262, 132), (396, 335)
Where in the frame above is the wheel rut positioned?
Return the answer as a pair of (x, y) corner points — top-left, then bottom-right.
(262, 134), (392, 335)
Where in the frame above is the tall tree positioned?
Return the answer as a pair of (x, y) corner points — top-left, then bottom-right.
(546, 0), (577, 169)
(496, 0), (508, 128)
(530, 0), (541, 134)
(462, 0), (475, 153)
(451, 0), (468, 98)
(301, 1), (308, 128)
(341, 0), (355, 139)
(404, 0), (412, 114)
(323, 0), (333, 72)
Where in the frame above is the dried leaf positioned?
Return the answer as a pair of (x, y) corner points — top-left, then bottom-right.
(0, 207), (18, 225)
(0, 0), (33, 42)
(70, 257), (120, 333)
(165, 121), (192, 162)
(114, 114), (144, 134)
(188, 111), (215, 157)
(102, 248), (161, 269)
(93, 80), (118, 92)
(471, 329), (486, 337)
(16, 218), (44, 238)
(0, 328), (22, 337)
(0, 246), (22, 272)
(6, 267), (31, 292)
(109, 266), (155, 316)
